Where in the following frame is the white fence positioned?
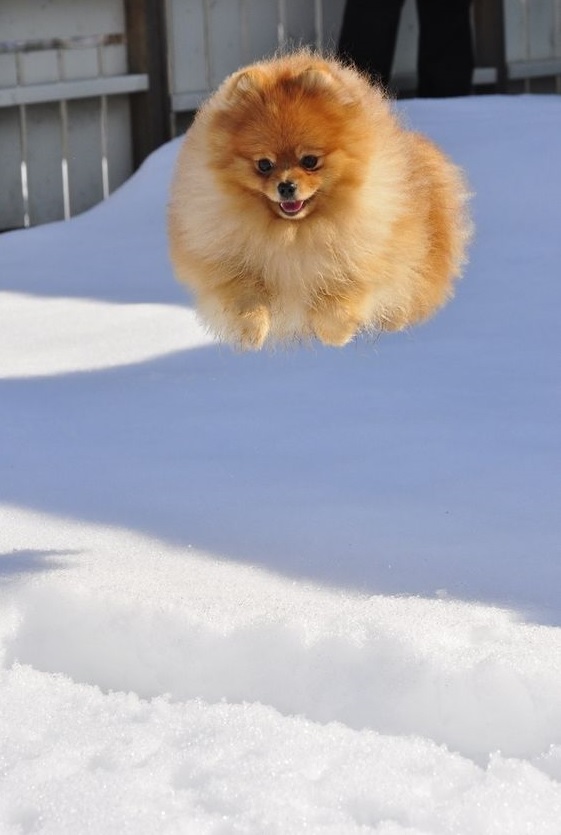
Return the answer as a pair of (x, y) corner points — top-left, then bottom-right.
(166, 0), (561, 121)
(165, 0), (418, 118)
(505, 0), (561, 85)
(1, 0), (561, 229)
(0, 0), (146, 230)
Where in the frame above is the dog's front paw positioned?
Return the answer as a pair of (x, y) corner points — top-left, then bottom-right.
(235, 305), (271, 350)
(311, 311), (359, 347)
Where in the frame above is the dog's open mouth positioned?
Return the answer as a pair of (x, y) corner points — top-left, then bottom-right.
(278, 198), (310, 217)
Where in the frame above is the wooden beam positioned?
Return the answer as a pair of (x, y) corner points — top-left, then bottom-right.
(508, 58), (561, 81)
(170, 90), (209, 113)
(473, 0), (507, 92)
(124, 0), (170, 168)
(0, 75), (148, 109)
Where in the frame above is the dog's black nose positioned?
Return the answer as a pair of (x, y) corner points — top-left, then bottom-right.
(278, 181), (297, 199)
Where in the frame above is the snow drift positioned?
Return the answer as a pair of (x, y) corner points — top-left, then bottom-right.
(1, 95), (561, 833)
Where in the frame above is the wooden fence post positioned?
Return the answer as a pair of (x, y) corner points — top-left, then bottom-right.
(473, 0), (507, 92)
(124, 0), (170, 167)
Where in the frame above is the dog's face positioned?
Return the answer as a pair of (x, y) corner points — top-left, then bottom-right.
(249, 148), (325, 220)
(208, 61), (371, 221)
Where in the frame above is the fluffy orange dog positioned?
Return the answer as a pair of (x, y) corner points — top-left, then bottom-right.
(168, 51), (471, 349)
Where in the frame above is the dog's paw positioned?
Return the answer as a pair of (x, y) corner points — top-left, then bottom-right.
(235, 305), (271, 350)
(311, 311), (359, 347)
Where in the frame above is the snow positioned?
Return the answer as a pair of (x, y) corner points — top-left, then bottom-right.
(1, 95), (560, 833)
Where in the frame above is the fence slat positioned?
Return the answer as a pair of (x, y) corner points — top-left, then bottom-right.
(0, 52), (18, 86)
(206, 0), (244, 89)
(66, 98), (104, 216)
(504, 0), (527, 63)
(105, 95), (133, 194)
(320, 0), (345, 51)
(527, 0), (556, 60)
(167, 0), (208, 99)
(25, 102), (65, 225)
(0, 109), (25, 230)
(243, 0), (279, 61)
(285, 0), (315, 47)
(18, 50), (58, 85)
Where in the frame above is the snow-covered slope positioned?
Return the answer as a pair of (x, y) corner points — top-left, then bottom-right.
(1, 96), (560, 833)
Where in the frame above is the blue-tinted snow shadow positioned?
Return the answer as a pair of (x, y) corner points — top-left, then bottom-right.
(1, 314), (560, 624)
(0, 550), (77, 582)
(2, 97), (561, 622)
(0, 138), (184, 306)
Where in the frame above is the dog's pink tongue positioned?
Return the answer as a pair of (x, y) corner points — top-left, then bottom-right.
(280, 200), (304, 214)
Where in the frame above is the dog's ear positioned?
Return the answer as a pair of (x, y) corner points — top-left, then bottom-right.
(226, 68), (266, 101)
(296, 66), (334, 94)
(296, 66), (358, 106)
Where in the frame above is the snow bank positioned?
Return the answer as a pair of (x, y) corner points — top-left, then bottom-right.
(1, 96), (561, 833)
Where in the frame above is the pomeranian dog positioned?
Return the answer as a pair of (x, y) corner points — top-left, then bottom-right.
(168, 51), (471, 350)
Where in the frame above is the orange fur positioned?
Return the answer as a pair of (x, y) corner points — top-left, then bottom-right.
(168, 51), (472, 350)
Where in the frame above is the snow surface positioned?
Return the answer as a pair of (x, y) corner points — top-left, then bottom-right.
(1, 95), (560, 834)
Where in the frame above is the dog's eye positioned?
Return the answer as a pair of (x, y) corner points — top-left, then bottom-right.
(300, 155), (319, 171)
(256, 158), (274, 174)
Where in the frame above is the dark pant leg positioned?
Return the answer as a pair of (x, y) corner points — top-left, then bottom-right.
(337, 0), (406, 86)
(416, 0), (474, 96)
